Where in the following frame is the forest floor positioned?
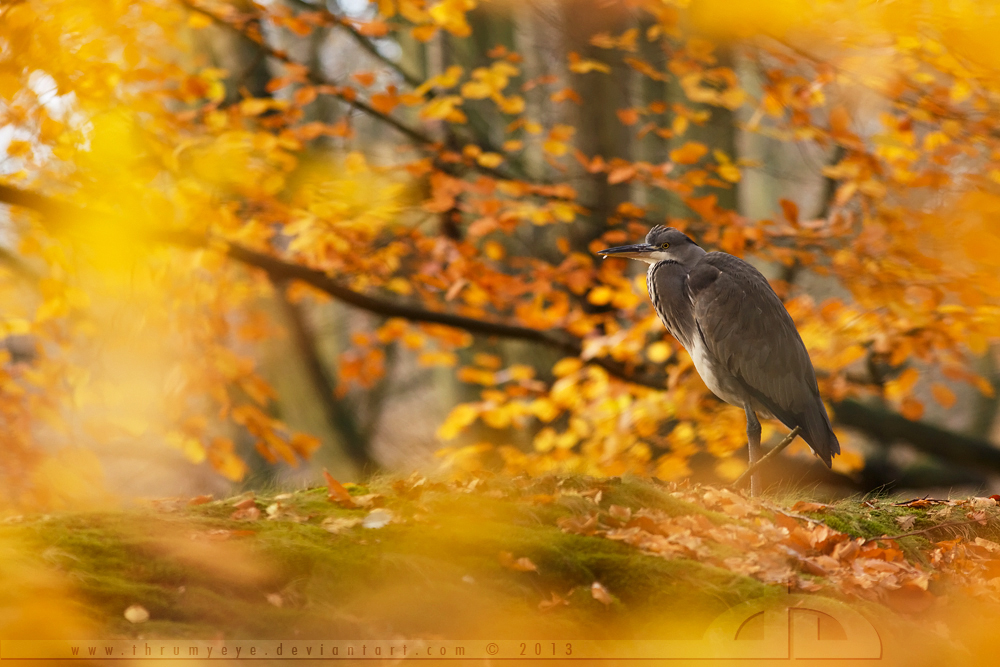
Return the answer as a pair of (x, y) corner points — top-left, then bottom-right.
(4, 474), (1000, 665)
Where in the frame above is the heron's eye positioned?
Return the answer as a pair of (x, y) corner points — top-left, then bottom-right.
(660, 242), (670, 249)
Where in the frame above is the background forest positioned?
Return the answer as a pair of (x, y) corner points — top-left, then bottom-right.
(3, 0), (1000, 508)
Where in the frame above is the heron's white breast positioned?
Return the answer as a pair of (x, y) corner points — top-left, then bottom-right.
(689, 336), (741, 407)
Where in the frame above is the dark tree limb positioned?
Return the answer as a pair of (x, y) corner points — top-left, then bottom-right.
(177, 0), (436, 146)
(175, 0), (528, 186)
(833, 399), (1000, 470)
(5, 183), (1000, 478)
(284, 0), (423, 88)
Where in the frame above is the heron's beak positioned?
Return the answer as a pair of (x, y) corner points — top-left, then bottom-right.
(596, 243), (656, 260)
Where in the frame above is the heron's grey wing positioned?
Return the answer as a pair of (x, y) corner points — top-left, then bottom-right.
(687, 253), (839, 465)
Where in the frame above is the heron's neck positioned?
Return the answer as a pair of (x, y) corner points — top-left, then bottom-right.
(646, 260), (697, 351)
(679, 244), (707, 271)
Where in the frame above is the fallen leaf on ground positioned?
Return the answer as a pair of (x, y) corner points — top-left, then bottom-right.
(591, 581), (613, 605)
(322, 517), (363, 534)
(538, 591), (569, 611)
(975, 537), (1000, 553)
(324, 469), (358, 508)
(499, 551), (538, 572)
(791, 501), (832, 513)
(124, 605), (149, 624)
(192, 529), (256, 541)
(884, 584), (935, 614)
(232, 495), (257, 510)
(967, 510), (988, 525)
(230, 506), (261, 521)
(352, 493), (385, 508)
(608, 505), (631, 523)
(894, 497), (952, 508)
(362, 508), (393, 529)
(150, 498), (186, 512)
(557, 513), (599, 535)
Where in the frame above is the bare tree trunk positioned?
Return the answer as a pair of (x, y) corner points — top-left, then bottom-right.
(277, 285), (379, 474)
(562, 0), (632, 251)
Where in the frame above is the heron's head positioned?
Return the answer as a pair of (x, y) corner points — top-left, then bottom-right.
(597, 226), (705, 268)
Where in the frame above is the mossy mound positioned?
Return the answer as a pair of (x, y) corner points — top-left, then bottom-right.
(2, 474), (1000, 654)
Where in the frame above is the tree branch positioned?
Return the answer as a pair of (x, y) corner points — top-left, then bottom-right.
(833, 399), (1000, 470)
(176, 0), (528, 185)
(732, 427), (801, 490)
(5, 183), (1000, 480)
(177, 0), (436, 147)
(284, 0), (423, 88)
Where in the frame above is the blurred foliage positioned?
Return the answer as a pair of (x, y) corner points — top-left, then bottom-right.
(2, 0), (1000, 507)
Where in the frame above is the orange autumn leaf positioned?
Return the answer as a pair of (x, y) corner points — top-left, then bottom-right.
(568, 52), (611, 74)
(901, 397), (924, 421)
(356, 20), (390, 38)
(617, 108), (640, 125)
(931, 383), (957, 409)
(607, 164), (637, 184)
(499, 551), (539, 572)
(669, 141), (709, 164)
(323, 470), (358, 508)
(352, 72), (376, 87)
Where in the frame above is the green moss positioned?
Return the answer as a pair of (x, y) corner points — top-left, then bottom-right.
(8, 477), (993, 642)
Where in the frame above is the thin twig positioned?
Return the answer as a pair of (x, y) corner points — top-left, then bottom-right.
(284, 0), (423, 88)
(175, 0), (530, 186)
(872, 518), (989, 543)
(732, 426), (801, 489)
(177, 0), (435, 146)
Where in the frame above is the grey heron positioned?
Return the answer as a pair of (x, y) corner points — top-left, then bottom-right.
(597, 226), (839, 495)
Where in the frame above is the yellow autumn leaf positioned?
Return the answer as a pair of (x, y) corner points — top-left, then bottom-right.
(647, 341), (671, 363)
(188, 12), (212, 29)
(497, 95), (525, 115)
(476, 152), (503, 168)
(418, 350), (459, 367)
(239, 98), (272, 116)
(461, 81), (492, 99)
(543, 140), (568, 156)
(553, 357), (583, 377)
(530, 399), (560, 423)
(588, 286), (613, 305)
(437, 403), (481, 440)
(411, 24), (438, 42)
(428, 0), (475, 37)
(717, 162), (741, 183)
(420, 95), (467, 123)
(0, 72), (21, 100)
(568, 51), (610, 74)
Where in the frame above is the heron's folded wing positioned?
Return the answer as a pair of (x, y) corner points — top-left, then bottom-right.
(688, 253), (820, 421)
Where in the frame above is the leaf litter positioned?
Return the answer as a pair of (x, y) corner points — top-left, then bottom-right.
(554, 483), (1000, 613)
(178, 472), (1000, 617)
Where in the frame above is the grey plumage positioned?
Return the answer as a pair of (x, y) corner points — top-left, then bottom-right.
(597, 226), (839, 484)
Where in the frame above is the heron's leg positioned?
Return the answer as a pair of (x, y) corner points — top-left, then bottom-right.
(744, 406), (762, 497)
